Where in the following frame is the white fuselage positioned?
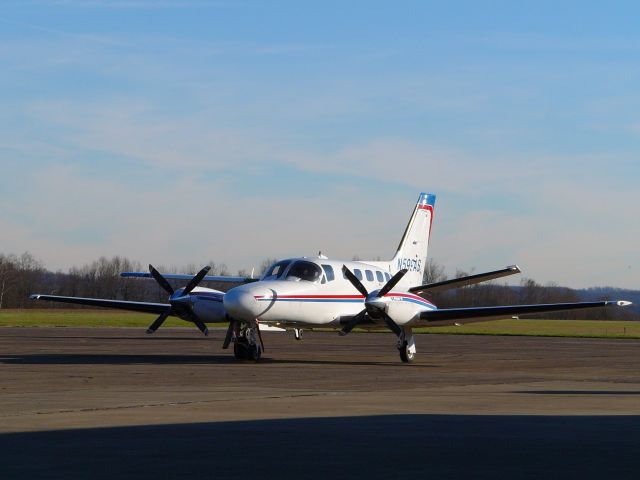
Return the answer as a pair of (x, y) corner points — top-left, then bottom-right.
(220, 257), (436, 329)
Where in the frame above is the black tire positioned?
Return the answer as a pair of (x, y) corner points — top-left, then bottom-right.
(398, 342), (415, 363)
(248, 344), (262, 362)
(233, 338), (249, 360)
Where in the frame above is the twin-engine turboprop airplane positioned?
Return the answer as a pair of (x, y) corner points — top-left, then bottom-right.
(31, 193), (632, 363)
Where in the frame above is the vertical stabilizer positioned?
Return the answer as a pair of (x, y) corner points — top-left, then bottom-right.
(390, 193), (436, 287)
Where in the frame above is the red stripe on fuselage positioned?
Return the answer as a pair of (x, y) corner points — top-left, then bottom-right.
(254, 292), (435, 307)
(254, 294), (364, 299)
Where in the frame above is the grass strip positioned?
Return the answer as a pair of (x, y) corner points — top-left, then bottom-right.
(1, 310), (639, 339)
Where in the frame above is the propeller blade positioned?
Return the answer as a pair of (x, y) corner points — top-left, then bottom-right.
(183, 310), (209, 336)
(182, 266), (211, 295)
(376, 268), (409, 298)
(222, 319), (235, 349)
(255, 321), (265, 353)
(342, 265), (369, 298)
(339, 309), (367, 336)
(149, 264), (174, 296)
(381, 312), (402, 337)
(146, 310), (171, 334)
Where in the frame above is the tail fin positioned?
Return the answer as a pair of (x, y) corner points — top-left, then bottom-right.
(390, 192), (436, 287)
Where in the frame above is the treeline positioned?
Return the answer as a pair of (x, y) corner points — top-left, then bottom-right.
(0, 252), (236, 309)
(0, 252), (637, 320)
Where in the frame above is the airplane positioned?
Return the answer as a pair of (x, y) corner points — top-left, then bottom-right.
(31, 193), (632, 363)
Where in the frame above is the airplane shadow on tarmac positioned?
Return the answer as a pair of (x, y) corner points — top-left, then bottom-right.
(0, 353), (436, 367)
(1, 414), (639, 480)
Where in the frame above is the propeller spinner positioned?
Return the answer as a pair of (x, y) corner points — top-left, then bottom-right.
(146, 264), (211, 335)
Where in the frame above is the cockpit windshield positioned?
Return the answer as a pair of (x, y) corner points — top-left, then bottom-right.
(261, 260), (292, 280)
(284, 261), (323, 283)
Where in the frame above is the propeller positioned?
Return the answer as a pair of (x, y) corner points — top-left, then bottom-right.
(146, 264), (211, 335)
(149, 265), (174, 296)
(340, 265), (408, 336)
(222, 318), (236, 349)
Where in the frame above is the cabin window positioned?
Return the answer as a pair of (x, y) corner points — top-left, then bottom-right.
(365, 270), (374, 281)
(262, 260), (292, 280)
(285, 261), (323, 283)
(354, 269), (363, 280)
(376, 271), (384, 282)
(322, 264), (335, 282)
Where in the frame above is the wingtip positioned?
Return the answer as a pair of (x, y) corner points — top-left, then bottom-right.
(30, 294), (40, 300)
(617, 300), (633, 307)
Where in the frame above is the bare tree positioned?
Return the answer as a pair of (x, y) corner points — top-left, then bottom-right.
(258, 258), (279, 276)
(422, 258), (447, 284)
(0, 255), (17, 309)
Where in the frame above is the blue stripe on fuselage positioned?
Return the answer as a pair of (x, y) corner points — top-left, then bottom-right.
(256, 297), (434, 309)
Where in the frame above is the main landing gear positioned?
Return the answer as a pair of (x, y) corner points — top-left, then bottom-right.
(397, 327), (417, 363)
(231, 322), (262, 361)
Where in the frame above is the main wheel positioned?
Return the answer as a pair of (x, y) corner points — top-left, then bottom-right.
(398, 342), (415, 363)
(233, 338), (249, 360)
(248, 344), (262, 361)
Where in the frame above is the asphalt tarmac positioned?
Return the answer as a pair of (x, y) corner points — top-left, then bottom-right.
(1, 327), (639, 479)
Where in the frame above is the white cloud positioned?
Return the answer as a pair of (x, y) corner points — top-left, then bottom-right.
(24, 99), (277, 172)
(2, 14), (637, 289)
(6, 132), (637, 289)
(3, 163), (393, 273)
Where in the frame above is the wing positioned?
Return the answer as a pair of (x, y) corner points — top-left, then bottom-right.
(120, 272), (258, 283)
(416, 300), (632, 327)
(409, 265), (521, 294)
(30, 294), (170, 314)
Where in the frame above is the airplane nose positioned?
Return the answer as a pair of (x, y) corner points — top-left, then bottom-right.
(224, 289), (260, 320)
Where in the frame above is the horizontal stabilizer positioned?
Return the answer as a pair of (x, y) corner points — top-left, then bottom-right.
(418, 300), (632, 327)
(30, 294), (170, 314)
(121, 272), (257, 283)
(409, 265), (521, 294)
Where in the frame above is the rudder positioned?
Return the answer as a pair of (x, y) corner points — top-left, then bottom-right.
(390, 192), (436, 287)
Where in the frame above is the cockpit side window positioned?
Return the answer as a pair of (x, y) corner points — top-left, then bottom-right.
(322, 265), (335, 282)
(354, 269), (363, 280)
(262, 260), (291, 280)
(285, 261), (323, 283)
(365, 270), (374, 281)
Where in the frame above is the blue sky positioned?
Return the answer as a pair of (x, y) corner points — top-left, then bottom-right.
(1, 0), (638, 288)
